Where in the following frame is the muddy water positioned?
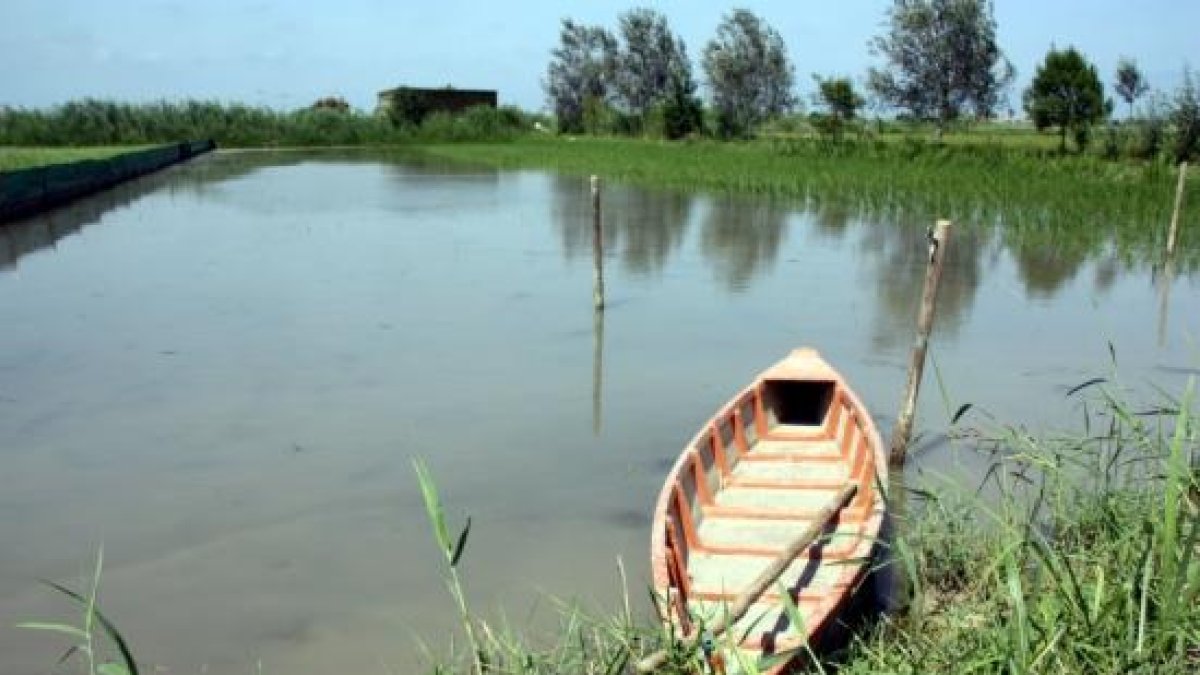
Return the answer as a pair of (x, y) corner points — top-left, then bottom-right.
(1, 150), (1196, 673)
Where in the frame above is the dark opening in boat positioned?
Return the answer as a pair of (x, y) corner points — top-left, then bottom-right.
(762, 379), (836, 427)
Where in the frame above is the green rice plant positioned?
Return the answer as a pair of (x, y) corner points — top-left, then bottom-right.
(16, 547), (139, 675)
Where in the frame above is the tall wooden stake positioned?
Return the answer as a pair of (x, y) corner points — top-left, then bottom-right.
(889, 219), (952, 467)
(1166, 161), (1187, 259)
(591, 175), (605, 310)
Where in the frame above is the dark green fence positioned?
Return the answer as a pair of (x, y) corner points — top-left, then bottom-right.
(0, 140), (215, 222)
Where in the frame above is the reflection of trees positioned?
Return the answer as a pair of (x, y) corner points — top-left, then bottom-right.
(810, 201), (853, 243)
(551, 176), (692, 278)
(861, 220), (990, 351)
(700, 196), (789, 292)
(1011, 243), (1089, 299)
(1091, 253), (1122, 296)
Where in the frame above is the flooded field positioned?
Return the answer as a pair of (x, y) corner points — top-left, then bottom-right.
(1, 150), (1197, 673)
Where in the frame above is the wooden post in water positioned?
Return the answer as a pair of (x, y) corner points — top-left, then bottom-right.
(889, 219), (952, 467)
(591, 175), (605, 310)
(1166, 161), (1188, 259)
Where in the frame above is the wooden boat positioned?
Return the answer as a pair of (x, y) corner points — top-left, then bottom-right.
(648, 348), (887, 673)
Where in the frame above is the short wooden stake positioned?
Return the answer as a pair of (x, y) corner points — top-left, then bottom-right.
(591, 175), (605, 310)
(889, 219), (952, 467)
(1167, 161), (1188, 259)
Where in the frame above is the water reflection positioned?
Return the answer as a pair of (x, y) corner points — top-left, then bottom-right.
(592, 307), (604, 436)
(0, 152), (306, 272)
(551, 176), (690, 278)
(859, 220), (989, 351)
(701, 196), (790, 292)
(1013, 244), (1090, 299)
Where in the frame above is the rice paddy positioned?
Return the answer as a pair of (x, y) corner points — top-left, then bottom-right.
(416, 136), (1198, 266)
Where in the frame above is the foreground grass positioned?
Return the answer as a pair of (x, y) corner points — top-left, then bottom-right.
(415, 136), (1197, 263)
(841, 381), (1200, 673)
(414, 378), (1199, 674)
(0, 146), (153, 171)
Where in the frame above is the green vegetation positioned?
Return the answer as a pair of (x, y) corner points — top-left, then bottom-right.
(842, 380), (1200, 673)
(1025, 47), (1109, 152)
(414, 135), (1198, 263)
(0, 146), (150, 171)
(701, 9), (795, 138)
(0, 99), (535, 149)
(867, 0), (1013, 133)
(18, 548), (138, 675)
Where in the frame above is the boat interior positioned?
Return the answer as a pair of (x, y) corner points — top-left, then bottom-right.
(656, 375), (883, 656)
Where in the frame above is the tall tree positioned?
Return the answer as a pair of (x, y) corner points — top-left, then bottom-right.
(660, 46), (704, 139)
(1114, 58), (1150, 120)
(1023, 46), (1107, 151)
(544, 19), (618, 134)
(614, 8), (692, 126)
(867, 0), (1014, 133)
(1171, 66), (1199, 162)
(701, 9), (796, 138)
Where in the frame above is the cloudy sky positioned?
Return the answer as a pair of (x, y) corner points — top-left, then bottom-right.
(2, 0), (1196, 112)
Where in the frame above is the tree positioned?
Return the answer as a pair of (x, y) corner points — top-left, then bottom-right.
(701, 9), (796, 138)
(1024, 46), (1107, 151)
(613, 8), (692, 129)
(311, 96), (350, 113)
(867, 0), (1014, 134)
(1171, 66), (1199, 162)
(659, 48), (704, 139)
(1114, 58), (1149, 120)
(545, 19), (618, 134)
(811, 76), (865, 140)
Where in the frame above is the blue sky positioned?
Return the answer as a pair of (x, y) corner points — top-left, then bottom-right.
(1, 0), (1196, 113)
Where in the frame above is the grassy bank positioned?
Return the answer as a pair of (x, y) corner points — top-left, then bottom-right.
(408, 379), (1199, 674)
(0, 146), (152, 171)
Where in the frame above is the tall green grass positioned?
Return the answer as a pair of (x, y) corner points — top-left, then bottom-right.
(841, 379), (1200, 674)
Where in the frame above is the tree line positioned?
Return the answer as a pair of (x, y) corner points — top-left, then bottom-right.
(544, 1), (1200, 161)
(0, 99), (540, 148)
